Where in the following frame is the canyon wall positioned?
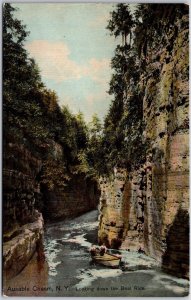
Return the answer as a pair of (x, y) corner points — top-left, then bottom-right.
(98, 13), (189, 278)
(3, 142), (44, 278)
(3, 140), (99, 278)
(42, 175), (99, 220)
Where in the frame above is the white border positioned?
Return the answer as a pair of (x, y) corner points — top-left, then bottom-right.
(0, 1), (190, 300)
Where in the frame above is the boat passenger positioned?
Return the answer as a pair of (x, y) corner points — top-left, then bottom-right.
(90, 245), (97, 256)
(138, 247), (145, 254)
(99, 244), (107, 256)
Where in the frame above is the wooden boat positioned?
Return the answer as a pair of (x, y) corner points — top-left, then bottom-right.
(91, 253), (122, 268)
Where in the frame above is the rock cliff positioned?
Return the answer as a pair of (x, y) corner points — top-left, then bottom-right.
(3, 142), (42, 234)
(3, 139), (99, 278)
(42, 175), (99, 220)
(98, 11), (189, 279)
(3, 141), (44, 278)
(3, 211), (44, 279)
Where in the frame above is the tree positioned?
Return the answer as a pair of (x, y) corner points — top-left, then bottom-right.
(86, 114), (104, 175)
(3, 4), (98, 190)
(88, 113), (102, 137)
(75, 112), (88, 150)
(99, 3), (146, 173)
(107, 3), (134, 46)
(3, 4), (42, 103)
(100, 3), (189, 175)
(3, 3), (45, 146)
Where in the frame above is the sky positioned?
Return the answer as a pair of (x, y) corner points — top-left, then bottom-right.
(13, 3), (120, 122)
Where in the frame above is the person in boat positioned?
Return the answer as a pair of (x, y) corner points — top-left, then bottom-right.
(99, 244), (107, 256)
(90, 245), (98, 256)
(138, 247), (145, 254)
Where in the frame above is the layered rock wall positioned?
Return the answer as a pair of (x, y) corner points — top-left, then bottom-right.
(98, 169), (130, 248)
(3, 140), (99, 278)
(3, 142), (44, 278)
(98, 13), (189, 278)
(3, 211), (44, 279)
(43, 175), (99, 220)
(142, 13), (189, 278)
(3, 142), (42, 237)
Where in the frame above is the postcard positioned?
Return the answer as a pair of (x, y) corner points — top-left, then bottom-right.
(2, 2), (189, 297)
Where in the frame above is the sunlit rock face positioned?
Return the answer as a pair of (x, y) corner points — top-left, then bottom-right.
(3, 211), (44, 279)
(98, 169), (130, 249)
(98, 13), (189, 279)
(142, 13), (189, 279)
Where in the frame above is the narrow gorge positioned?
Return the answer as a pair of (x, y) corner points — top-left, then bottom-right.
(3, 3), (189, 296)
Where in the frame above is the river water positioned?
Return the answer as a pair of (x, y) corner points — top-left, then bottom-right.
(4, 209), (189, 297)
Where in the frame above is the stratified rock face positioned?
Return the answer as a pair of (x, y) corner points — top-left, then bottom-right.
(3, 140), (99, 277)
(142, 13), (189, 279)
(98, 167), (146, 251)
(98, 169), (130, 248)
(3, 142), (44, 278)
(98, 13), (189, 278)
(42, 176), (100, 220)
(3, 142), (42, 235)
(3, 211), (44, 279)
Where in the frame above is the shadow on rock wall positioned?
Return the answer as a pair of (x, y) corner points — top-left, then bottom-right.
(162, 208), (189, 279)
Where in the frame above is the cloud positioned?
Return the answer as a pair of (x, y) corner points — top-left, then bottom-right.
(26, 40), (110, 84)
(26, 40), (83, 81)
(90, 14), (109, 28)
(83, 57), (111, 84)
(26, 40), (112, 122)
(83, 91), (111, 122)
(59, 95), (80, 114)
(60, 90), (111, 122)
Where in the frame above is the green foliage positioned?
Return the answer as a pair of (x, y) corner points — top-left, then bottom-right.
(86, 114), (105, 176)
(108, 73), (125, 96)
(107, 3), (134, 45)
(98, 5), (158, 173)
(134, 4), (189, 59)
(4, 3), (187, 184)
(41, 159), (70, 191)
(75, 112), (88, 150)
(88, 113), (102, 136)
(99, 3), (188, 175)
(100, 4), (139, 172)
(3, 4), (42, 103)
(3, 4), (97, 191)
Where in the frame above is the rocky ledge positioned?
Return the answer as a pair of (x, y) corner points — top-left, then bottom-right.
(3, 210), (44, 279)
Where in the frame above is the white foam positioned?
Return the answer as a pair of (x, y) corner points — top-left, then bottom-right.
(66, 233), (92, 249)
(59, 221), (99, 232)
(44, 239), (62, 276)
(120, 251), (159, 269)
(75, 268), (122, 289)
(139, 269), (189, 294)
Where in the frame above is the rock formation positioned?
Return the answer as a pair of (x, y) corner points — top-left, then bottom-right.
(43, 175), (99, 220)
(3, 211), (44, 279)
(3, 139), (99, 278)
(98, 10), (189, 279)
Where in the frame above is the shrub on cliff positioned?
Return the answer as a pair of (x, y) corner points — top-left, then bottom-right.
(97, 3), (188, 174)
